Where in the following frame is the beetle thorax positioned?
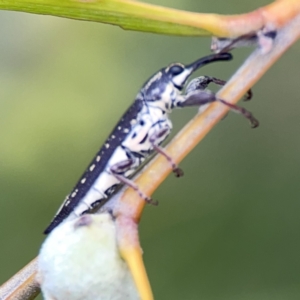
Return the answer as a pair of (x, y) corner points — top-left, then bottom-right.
(144, 81), (181, 114)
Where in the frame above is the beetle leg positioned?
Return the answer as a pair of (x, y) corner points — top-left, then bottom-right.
(110, 158), (158, 205)
(149, 128), (184, 178)
(186, 75), (252, 101)
(179, 90), (259, 128)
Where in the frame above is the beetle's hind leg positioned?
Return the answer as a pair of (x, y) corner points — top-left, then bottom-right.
(110, 158), (158, 205)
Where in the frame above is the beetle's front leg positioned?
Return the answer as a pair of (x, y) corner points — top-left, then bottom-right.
(149, 128), (184, 178)
(178, 89), (259, 128)
(185, 76), (226, 94)
(110, 158), (158, 205)
(186, 76), (252, 101)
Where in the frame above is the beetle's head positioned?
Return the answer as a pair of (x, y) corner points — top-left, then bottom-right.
(141, 52), (232, 110)
(165, 52), (233, 91)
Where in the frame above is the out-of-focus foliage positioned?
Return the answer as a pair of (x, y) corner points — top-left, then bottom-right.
(1, 1), (300, 299)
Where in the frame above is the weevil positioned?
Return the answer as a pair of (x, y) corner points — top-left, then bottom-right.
(44, 52), (258, 234)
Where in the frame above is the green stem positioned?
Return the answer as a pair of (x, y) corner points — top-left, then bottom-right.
(0, 0), (210, 36)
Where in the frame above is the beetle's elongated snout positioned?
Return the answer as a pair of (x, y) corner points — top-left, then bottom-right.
(185, 52), (233, 73)
(171, 53), (232, 90)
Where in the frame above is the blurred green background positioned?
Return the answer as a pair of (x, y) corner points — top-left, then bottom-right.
(1, 1), (300, 299)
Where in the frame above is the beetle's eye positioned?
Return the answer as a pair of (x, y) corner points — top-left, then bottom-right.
(169, 65), (184, 76)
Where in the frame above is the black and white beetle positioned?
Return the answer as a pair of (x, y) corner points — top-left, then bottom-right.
(44, 52), (258, 234)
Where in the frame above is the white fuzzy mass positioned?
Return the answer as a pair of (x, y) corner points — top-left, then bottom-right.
(37, 213), (140, 300)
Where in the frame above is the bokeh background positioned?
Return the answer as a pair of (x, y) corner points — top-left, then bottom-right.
(1, 1), (300, 299)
